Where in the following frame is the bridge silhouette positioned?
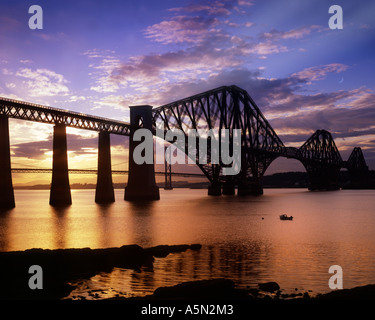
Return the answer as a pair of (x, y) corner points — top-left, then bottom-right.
(0, 85), (369, 208)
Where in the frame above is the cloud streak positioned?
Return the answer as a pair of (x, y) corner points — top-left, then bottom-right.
(260, 25), (322, 41)
(145, 16), (220, 45)
(15, 68), (69, 97)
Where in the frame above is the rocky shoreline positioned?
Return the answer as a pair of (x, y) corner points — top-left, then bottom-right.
(0, 244), (374, 300)
(0, 244), (201, 300)
(125, 278), (375, 301)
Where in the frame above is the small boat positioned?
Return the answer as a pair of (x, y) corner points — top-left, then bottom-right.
(280, 214), (293, 221)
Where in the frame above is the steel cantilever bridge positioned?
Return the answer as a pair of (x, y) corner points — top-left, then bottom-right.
(0, 85), (369, 208)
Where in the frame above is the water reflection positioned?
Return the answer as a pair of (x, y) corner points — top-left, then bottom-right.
(51, 205), (70, 249)
(95, 203), (114, 248)
(67, 241), (270, 300)
(0, 209), (12, 251)
(2, 188), (375, 299)
(127, 201), (156, 247)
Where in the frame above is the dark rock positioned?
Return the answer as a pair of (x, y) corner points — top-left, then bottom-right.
(247, 288), (259, 296)
(0, 243), (201, 300)
(190, 244), (202, 251)
(258, 281), (280, 293)
(152, 279), (237, 300)
(145, 244), (202, 258)
(146, 245), (188, 257)
(316, 284), (375, 300)
(303, 292), (310, 299)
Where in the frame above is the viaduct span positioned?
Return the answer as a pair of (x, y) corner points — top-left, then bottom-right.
(0, 85), (369, 208)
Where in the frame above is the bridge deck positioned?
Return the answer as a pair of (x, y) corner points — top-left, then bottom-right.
(0, 97), (131, 135)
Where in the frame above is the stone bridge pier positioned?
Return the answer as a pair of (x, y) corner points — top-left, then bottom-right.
(306, 167), (341, 191)
(0, 115), (15, 209)
(125, 105), (160, 201)
(50, 123), (72, 206)
(95, 131), (115, 204)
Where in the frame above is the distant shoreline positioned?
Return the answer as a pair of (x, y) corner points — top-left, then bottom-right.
(13, 171), (375, 190)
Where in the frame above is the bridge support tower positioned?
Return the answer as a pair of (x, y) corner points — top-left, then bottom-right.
(50, 123), (72, 206)
(208, 182), (222, 196)
(299, 130), (342, 191)
(0, 115), (15, 209)
(164, 146), (173, 190)
(346, 147), (370, 189)
(236, 149), (265, 196)
(125, 105), (160, 201)
(237, 180), (263, 196)
(95, 131), (115, 203)
(222, 177), (235, 195)
(307, 168), (340, 191)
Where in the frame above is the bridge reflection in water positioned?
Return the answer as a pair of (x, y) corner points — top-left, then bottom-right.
(0, 85), (369, 209)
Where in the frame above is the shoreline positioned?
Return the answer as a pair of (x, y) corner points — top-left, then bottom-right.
(120, 278), (375, 301)
(0, 244), (374, 300)
(0, 244), (201, 300)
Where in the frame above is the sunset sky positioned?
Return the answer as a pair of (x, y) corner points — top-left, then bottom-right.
(0, 0), (374, 186)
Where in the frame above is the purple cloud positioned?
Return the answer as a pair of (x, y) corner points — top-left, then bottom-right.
(145, 15), (220, 44)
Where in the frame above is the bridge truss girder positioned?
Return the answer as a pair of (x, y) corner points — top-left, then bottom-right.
(2, 88), (371, 201)
(347, 147), (368, 172)
(345, 147), (370, 188)
(0, 97), (130, 135)
(299, 129), (343, 190)
(152, 85), (284, 195)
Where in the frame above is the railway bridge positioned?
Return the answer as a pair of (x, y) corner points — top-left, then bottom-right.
(0, 85), (369, 208)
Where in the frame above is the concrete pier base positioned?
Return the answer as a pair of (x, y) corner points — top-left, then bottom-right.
(50, 124), (72, 206)
(307, 169), (340, 191)
(125, 105), (160, 201)
(208, 182), (222, 196)
(95, 132), (115, 203)
(125, 185), (160, 201)
(222, 181), (235, 195)
(237, 181), (263, 196)
(0, 116), (15, 209)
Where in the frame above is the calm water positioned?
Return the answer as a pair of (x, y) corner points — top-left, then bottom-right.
(1, 188), (375, 299)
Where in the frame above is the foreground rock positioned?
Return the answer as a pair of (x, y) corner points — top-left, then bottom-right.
(151, 279), (245, 300)
(258, 282), (280, 293)
(124, 279), (249, 300)
(0, 244), (201, 300)
(145, 244), (202, 258)
(316, 284), (375, 300)
(127, 280), (375, 301)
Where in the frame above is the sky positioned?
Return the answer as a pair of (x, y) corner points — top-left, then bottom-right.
(0, 0), (374, 186)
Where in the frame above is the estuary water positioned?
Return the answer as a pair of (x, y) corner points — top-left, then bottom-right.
(1, 188), (375, 299)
